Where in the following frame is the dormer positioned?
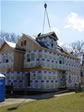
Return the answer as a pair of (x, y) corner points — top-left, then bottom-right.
(36, 32), (58, 51)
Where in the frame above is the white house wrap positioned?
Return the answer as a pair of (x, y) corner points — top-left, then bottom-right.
(0, 32), (81, 92)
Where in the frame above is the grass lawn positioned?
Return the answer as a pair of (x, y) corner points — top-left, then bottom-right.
(0, 92), (84, 112)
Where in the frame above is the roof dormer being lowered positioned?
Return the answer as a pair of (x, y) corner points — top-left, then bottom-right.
(36, 32), (58, 41)
(36, 32), (58, 51)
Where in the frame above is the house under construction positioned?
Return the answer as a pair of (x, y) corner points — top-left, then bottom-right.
(0, 32), (81, 92)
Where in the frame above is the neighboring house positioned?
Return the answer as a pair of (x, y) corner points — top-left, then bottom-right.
(0, 32), (81, 92)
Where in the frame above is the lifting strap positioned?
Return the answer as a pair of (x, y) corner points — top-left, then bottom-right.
(42, 3), (51, 33)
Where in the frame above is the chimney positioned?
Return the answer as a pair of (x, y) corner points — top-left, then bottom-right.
(82, 54), (84, 66)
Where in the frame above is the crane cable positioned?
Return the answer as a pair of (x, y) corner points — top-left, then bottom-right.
(42, 8), (46, 33)
(42, 3), (51, 33)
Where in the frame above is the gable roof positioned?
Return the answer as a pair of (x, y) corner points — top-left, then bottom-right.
(0, 41), (16, 51)
(5, 41), (16, 48)
(22, 33), (41, 47)
(36, 32), (58, 40)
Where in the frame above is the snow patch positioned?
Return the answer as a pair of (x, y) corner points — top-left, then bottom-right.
(6, 41), (16, 48)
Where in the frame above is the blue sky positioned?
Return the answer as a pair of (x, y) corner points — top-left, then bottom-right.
(0, 0), (84, 44)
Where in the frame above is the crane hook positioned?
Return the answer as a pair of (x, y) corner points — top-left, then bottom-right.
(44, 3), (47, 9)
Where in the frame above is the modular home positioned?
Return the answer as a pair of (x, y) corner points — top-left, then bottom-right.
(0, 32), (81, 92)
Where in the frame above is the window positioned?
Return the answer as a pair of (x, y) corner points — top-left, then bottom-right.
(27, 54), (30, 62)
(44, 54), (47, 58)
(39, 53), (42, 58)
(46, 84), (49, 88)
(32, 74), (36, 80)
(31, 53), (35, 61)
(37, 75), (42, 80)
(59, 56), (64, 64)
(49, 55), (52, 59)
(51, 43), (53, 47)
(53, 76), (56, 80)
(27, 53), (35, 62)
(27, 59), (30, 62)
(3, 55), (9, 63)
(11, 76), (14, 80)
(49, 76), (51, 80)
(44, 76), (47, 80)
(24, 40), (26, 45)
(69, 75), (71, 83)
(21, 42), (23, 46)
(3, 56), (5, 63)
(59, 60), (62, 64)
(21, 40), (26, 46)
(7, 76), (9, 80)
(17, 76), (20, 80)
(6, 59), (9, 63)
(44, 41), (47, 44)
(54, 56), (56, 60)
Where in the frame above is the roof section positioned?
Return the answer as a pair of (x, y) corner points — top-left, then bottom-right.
(36, 32), (58, 41)
(0, 41), (16, 51)
(5, 41), (16, 48)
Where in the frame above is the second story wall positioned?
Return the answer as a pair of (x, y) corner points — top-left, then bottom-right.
(24, 49), (80, 73)
(38, 49), (80, 73)
(0, 43), (14, 72)
(24, 50), (40, 68)
(13, 50), (24, 72)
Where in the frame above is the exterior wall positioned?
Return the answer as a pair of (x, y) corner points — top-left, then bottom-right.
(0, 44), (14, 53)
(29, 70), (60, 90)
(13, 50), (24, 72)
(66, 72), (81, 89)
(0, 50), (24, 72)
(81, 66), (84, 72)
(39, 49), (80, 72)
(0, 72), (25, 88)
(24, 50), (39, 68)
(0, 48), (81, 91)
(0, 70), (81, 90)
(0, 71), (59, 90)
(29, 71), (81, 90)
(17, 34), (41, 51)
(0, 43), (14, 72)
(23, 49), (81, 90)
(24, 49), (80, 72)
(0, 53), (14, 71)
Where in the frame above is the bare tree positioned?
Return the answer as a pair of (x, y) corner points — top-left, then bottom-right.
(0, 31), (20, 46)
(71, 41), (84, 57)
